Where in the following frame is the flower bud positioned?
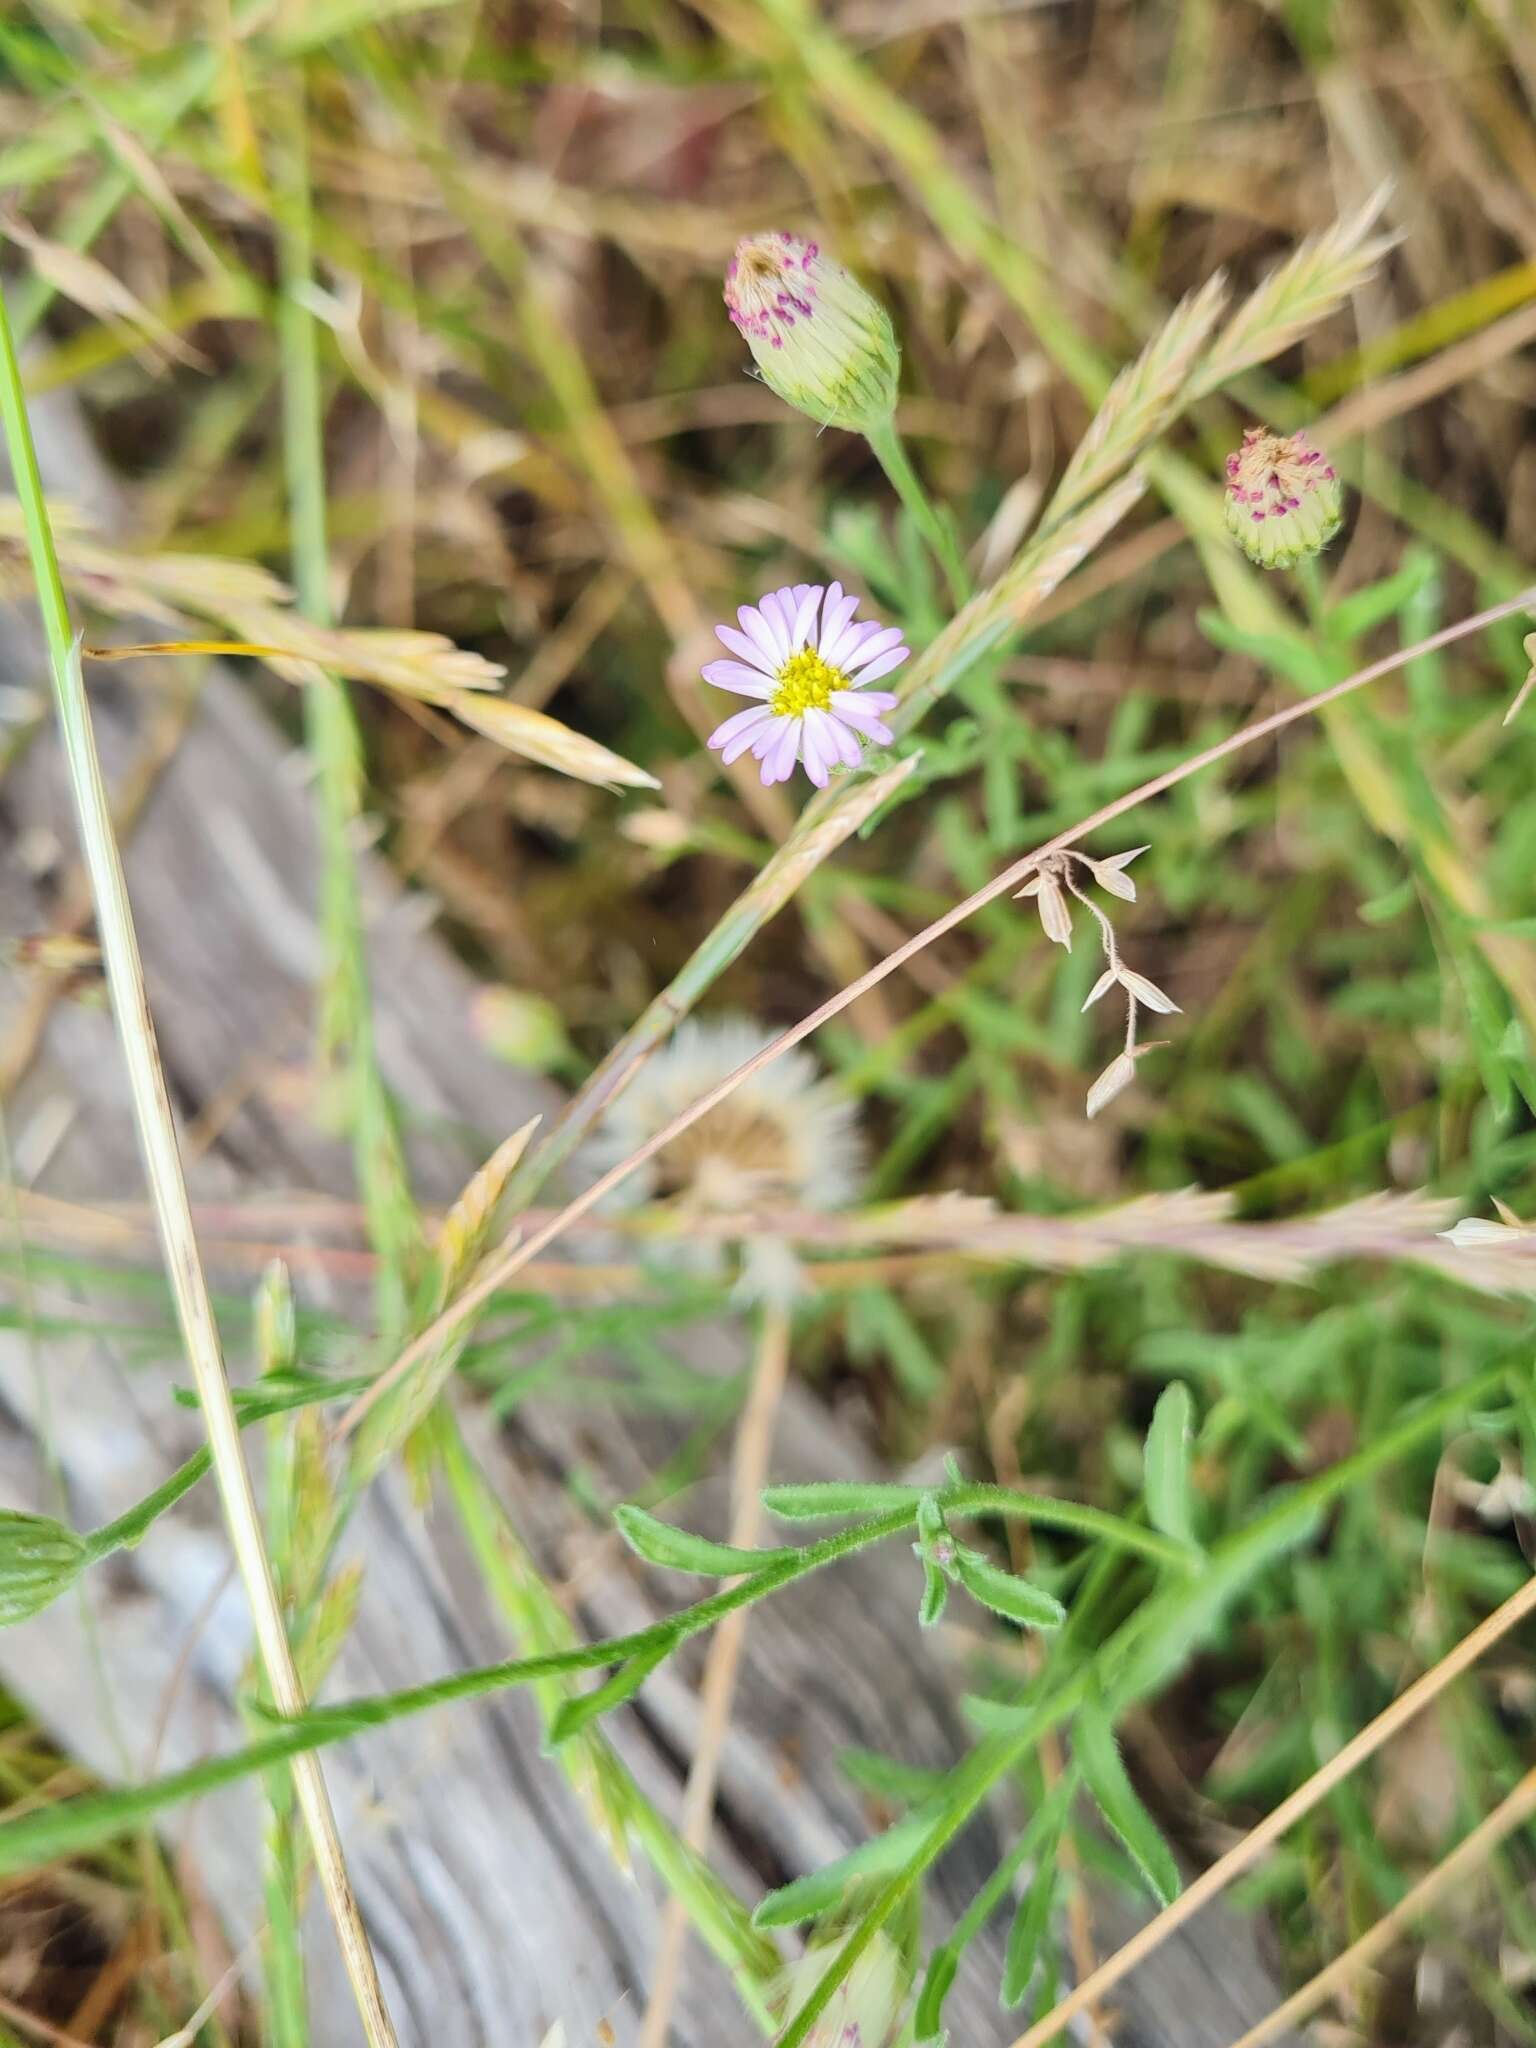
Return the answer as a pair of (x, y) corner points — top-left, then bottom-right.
(724, 232), (899, 433)
(1224, 426), (1342, 569)
(0, 1509), (90, 1626)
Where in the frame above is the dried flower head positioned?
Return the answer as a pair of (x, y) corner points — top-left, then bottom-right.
(704, 582), (908, 789)
(593, 1017), (861, 1220)
(1018, 847), (1177, 1118)
(771, 1931), (909, 2048)
(724, 232), (900, 433)
(1223, 426), (1342, 569)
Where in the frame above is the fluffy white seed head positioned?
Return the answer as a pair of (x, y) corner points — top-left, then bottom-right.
(591, 1015), (863, 1218)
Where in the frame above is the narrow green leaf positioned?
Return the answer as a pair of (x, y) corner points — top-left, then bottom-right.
(751, 1817), (930, 1928)
(1074, 1695), (1180, 1908)
(917, 1554), (948, 1629)
(615, 1504), (792, 1576)
(1324, 551), (1437, 644)
(1143, 1383), (1196, 1547)
(838, 1750), (945, 1808)
(1002, 1866), (1059, 2009)
(913, 1945), (958, 2043)
(961, 1693), (1035, 1735)
(1195, 609), (1329, 690)
(999, 1775), (1073, 2007)
(952, 1549), (1065, 1631)
(762, 1482), (924, 1522)
(547, 1642), (668, 1749)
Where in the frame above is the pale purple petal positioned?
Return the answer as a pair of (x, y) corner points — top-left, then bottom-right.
(823, 617), (882, 668)
(799, 716), (832, 787)
(708, 703), (774, 757)
(715, 623), (779, 675)
(752, 713), (793, 758)
(849, 689), (898, 711)
(790, 584), (822, 652)
(815, 707), (864, 768)
(759, 590), (798, 656)
(720, 714), (775, 764)
(761, 718), (801, 784)
(739, 603), (787, 665)
(849, 644), (910, 685)
(817, 589), (860, 662)
(701, 659), (775, 698)
(843, 626), (907, 673)
(827, 700), (892, 745)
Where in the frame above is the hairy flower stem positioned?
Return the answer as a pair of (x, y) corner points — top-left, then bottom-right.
(865, 416), (971, 605)
(0, 279), (399, 2048)
(338, 585), (1536, 1441)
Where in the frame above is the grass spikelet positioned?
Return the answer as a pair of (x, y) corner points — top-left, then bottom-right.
(1188, 185), (1400, 398)
(434, 1116), (542, 1297)
(350, 1117), (540, 1487)
(1045, 272), (1229, 525)
(446, 687), (660, 790)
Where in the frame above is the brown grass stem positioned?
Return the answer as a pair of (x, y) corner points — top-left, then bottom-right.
(1227, 1760), (1536, 2048)
(1008, 1569), (1536, 2048)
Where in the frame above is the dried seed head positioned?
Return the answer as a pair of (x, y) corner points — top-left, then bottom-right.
(1224, 426), (1342, 570)
(724, 232), (900, 433)
(592, 1016), (862, 1218)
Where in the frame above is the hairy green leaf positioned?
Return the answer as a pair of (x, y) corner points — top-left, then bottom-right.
(952, 1549), (1066, 1631)
(1143, 1383), (1196, 1547)
(762, 1482), (925, 1522)
(1075, 1694), (1180, 1908)
(615, 1503), (792, 1576)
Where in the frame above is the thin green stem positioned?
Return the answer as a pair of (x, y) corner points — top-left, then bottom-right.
(0, 276), (397, 2048)
(865, 415), (970, 605)
(275, 91), (419, 1337)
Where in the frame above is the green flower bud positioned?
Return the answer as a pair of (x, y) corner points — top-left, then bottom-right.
(724, 232), (899, 434)
(1224, 425), (1343, 569)
(0, 1509), (90, 1625)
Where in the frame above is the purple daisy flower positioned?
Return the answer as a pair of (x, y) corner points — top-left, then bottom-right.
(703, 582), (908, 789)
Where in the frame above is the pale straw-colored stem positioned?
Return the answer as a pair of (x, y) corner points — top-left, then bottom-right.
(639, 1303), (793, 2047)
(0, 281), (398, 2048)
(1227, 1761), (1536, 2048)
(336, 585), (1536, 1446)
(1007, 1569), (1536, 2048)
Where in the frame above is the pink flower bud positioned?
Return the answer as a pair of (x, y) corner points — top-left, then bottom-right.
(1224, 426), (1342, 569)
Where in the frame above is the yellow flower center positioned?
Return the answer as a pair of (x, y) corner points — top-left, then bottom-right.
(771, 646), (845, 718)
